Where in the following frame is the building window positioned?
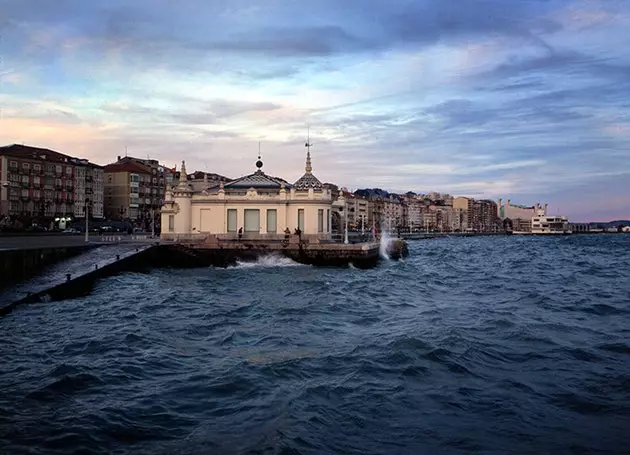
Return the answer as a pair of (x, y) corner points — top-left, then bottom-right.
(298, 209), (304, 232)
(168, 215), (175, 232)
(22, 162), (30, 170)
(227, 209), (237, 232)
(244, 209), (260, 233)
(318, 209), (324, 233)
(55, 165), (62, 174)
(9, 161), (17, 170)
(266, 209), (277, 233)
(326, 209), (330, 232)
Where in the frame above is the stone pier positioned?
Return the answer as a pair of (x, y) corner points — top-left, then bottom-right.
(161, 234), (409, 268)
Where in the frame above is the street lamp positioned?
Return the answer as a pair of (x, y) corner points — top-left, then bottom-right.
(84, 198), (90, 242)
(344, 207), (349, 244)
(334, 195), (349, 244)
(337, 205), (349, 244)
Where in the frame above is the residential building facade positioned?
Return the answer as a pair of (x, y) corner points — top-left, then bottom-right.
(0, 144), (103, 228)
(104, 161), (153, 221)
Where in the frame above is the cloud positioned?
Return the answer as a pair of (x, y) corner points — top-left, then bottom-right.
(1, 0), (630, 221)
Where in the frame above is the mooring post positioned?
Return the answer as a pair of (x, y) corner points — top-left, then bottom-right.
(116, 254), (120, 260)
(94, 264), (98, 270)
(66, 273), (71, 281)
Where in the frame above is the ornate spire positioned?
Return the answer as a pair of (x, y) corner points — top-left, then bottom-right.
(305, 149), (312, 173)
(180, 160), (187, 182)
(305, 128), (313, 173)
(174, 160), (192, 193)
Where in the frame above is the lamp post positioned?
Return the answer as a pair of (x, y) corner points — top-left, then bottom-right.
(344, 207), (349, 244)
(151, 207), (155, 237)
(335, 195), (349, 244)
(84, 198), (90, 242)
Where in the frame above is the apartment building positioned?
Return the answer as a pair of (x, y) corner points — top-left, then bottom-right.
(471, 199), (499, 232)
(451, 207), (467, 231)
(187, 171), (231, 192)
(453, 197), (473, 230)
(73, 160), (104, 219)
(104, 161), (154, 221)
(339, 189), (369, 230)
(0, 144), (103, 228)
(452, 197), (498, 232)
(104, 155), (176, 230)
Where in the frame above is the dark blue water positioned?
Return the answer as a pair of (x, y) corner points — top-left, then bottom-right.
(2, 235), (629, 455)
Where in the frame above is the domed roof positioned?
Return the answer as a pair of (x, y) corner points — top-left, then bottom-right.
(294, 172), (323, 191)
(293, 147), (323, 191)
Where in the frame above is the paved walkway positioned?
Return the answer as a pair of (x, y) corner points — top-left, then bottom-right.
(0, 234), (156, 250)
(0, 244), (152, 309)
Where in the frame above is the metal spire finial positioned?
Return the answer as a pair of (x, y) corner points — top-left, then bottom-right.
(255, 142), (263, 170)
(305, 126), (313, 173)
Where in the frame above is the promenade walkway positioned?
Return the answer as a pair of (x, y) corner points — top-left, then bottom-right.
(0, 244), (153, 315)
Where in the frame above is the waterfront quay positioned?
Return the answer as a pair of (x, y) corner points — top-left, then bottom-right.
(0, 233), (408, 314)
(162, 233), (409, 268)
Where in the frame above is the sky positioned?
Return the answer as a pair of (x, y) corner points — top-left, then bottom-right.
(1, 0), (629, 221)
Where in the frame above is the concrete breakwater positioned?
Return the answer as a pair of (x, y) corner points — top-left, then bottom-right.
(0, 245), (158, 316)
(0, 244), (99, 291)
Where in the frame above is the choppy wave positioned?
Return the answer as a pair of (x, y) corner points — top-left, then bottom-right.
(233, 253), (304, 269)
(1, 235), (629, 454)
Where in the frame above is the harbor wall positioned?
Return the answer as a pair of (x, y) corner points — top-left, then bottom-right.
(0, 245), (98, 291)
(1, 246), (159, 315)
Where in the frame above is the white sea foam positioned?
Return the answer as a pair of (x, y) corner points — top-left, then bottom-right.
(379, 231), (392, 260)
(233, 254), (304, 269)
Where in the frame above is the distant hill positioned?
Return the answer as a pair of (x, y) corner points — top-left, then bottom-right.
(354, 188), (391, 199)
(578, 220), (630, 228)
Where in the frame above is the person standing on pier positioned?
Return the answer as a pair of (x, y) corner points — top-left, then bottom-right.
(238, 227), (243, 241)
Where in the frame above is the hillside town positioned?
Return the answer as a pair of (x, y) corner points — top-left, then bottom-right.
(0, 143), (627, 235)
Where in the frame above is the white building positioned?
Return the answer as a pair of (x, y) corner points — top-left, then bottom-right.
(161, 150), (334, 238)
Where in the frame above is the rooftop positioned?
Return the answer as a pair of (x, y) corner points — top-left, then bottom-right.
(223, 170), (288, 190)
(0, 144), (98, 166)
(103, 161), (153, 174)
